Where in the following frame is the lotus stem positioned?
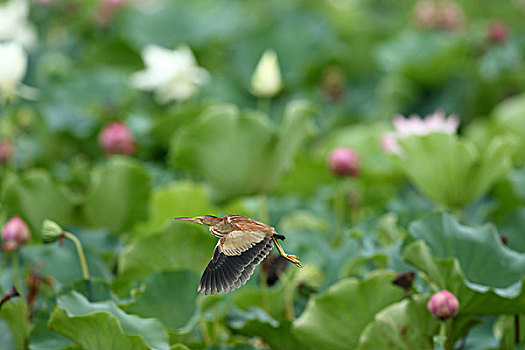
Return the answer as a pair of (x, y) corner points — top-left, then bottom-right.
(63, 232), (90, 280)
(334, 188), (345, 246)
(516, 314), (520, 345)
(11, 252), (21, 295)
(199, 316), (211, 347)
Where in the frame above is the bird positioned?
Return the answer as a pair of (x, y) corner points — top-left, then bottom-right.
(173, 214), (302, 295)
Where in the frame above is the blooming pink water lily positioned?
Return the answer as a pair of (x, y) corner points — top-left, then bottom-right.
(381, 110), (459, 154)
(2, 215), (30, 252)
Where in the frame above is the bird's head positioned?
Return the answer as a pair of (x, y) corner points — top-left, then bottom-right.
(173, 215), (221, 227)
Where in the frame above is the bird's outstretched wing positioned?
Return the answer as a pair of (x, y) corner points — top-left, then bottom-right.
(218, 214), (275, 256)
(197, 237), (274, 295)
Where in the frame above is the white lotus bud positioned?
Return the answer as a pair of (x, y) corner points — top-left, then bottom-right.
(250, 49), (282, 98)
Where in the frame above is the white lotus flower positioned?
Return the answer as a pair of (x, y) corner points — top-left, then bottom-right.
(382, 110), (460, 154)
(0, 0), (37, 48)
(250, 49), (283, 98)
(0, 41), (27, 99)
(131, 45), (209, 104)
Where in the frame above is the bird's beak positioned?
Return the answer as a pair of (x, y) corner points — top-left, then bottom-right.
(173, 217), (203, 225)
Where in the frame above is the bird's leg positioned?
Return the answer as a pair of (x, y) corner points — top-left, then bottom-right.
(272, 237), (302, 267)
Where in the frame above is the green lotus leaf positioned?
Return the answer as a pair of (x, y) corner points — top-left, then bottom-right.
(58, 278), (113, 302)
(171, 345), (191, 350)
(0, 299), (30, 350)
(1, 170), (75, 236)
(498, 207), (525, 253)
(116, 222), (215, 293)
(21, 244), (111, 285)
(508, 167), (525, 201)
(227, 307), (297, 350)
(293, 270), (405, 350)
(494, 93), (525, 164)
(405, 213), (525, 313)
(170, 101), (315, 202)
(356, 296), (438, 350)
(49, 292), (170, 350)
(0, 320), (16, 350)
(28, 326), (75, 350)
(83, 157), (151, 233)
(134, 181), (218, 237)
(397, 133), (517, 208)
(222, 284), (287, 322)
(376, 30), (467, 85)
(124, 270), (200, 332)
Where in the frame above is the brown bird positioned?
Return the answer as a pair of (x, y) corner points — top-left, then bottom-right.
(173, 214), (302, 295)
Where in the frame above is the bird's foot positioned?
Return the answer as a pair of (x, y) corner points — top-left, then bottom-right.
(285, 254), (302, 268)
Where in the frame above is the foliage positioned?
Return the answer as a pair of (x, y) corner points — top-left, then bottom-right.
(1, 0), (525, 349)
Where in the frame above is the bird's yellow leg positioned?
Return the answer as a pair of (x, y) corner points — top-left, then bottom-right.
(272, 237), (302, 267)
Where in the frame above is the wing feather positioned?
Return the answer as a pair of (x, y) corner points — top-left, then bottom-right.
(220, 230), (268, 256)
(198, 237), (274, 295)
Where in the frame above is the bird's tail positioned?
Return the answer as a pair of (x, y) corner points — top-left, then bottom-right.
(274, 233), (286, 241)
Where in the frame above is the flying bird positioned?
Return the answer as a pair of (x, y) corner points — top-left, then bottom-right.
(173, 214), (302, 295)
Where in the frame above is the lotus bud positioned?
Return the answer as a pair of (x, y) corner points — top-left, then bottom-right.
(250, 49), (282, 98)
(98, 121), (136, 155)
(2, 216), (30, 252)
(42, 219), (64, 244)
(0, 141), (13, 163)
(488, 20), (509, 43)
(435, 1), (464, 31)
(0, 42), (27, 99)
(328, 147), (359, 177)
(427, 290), (459, 320)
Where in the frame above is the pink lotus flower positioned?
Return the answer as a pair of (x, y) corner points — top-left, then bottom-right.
(381, 110), (459, 154)
(2, 216), (30, 252)
(98, 121), (136, 155)
(328, 147), (359, 177)
(93, 0), (126, 27)
(427, 290), (459, 320)
(488, 20), (509, 44)
(413, 0), (464, 31)
(0, 141), (13, 163)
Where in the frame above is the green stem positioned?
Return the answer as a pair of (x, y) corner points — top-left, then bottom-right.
(334, 187), (345, 246)
(63, 232), (90, 280)
(199, 316), (211, 347)
(284, 277), (295, 320)
(444, 319), (455, 350)
(11, 251), (21, 295)
(257, 98), (271, 116)
(515, 314), (521, 345)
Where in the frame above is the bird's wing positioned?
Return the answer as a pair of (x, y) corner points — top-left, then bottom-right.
(219, 215), (275, 256)
(227, 215), (276, 234)
(198, 237), (274, 295)
(219, 229), (267, 256)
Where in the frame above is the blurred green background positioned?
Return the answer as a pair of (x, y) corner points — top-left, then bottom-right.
(1, 0), (525, 349)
